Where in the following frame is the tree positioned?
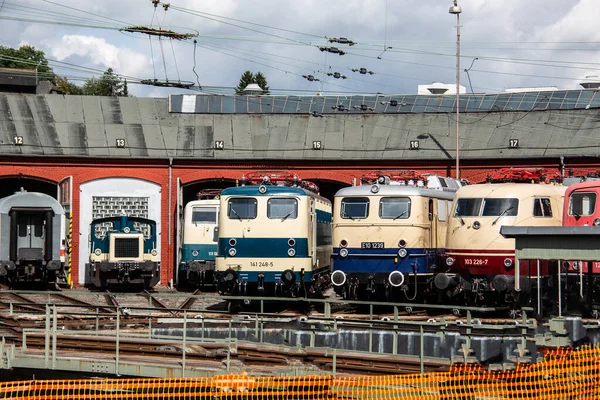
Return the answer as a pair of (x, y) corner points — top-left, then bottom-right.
(0, 45), (53, 80)
(235, 70), (270, 95)
(54, 76), (83, 95)
(254, 72), (270, 94)
(82, 68), (128, 96)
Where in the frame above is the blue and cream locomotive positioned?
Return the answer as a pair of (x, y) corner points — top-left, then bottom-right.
(331, 172), (462, 301)
(0, 190), (68, 287)
(179, 190), (221, 289)
(87, 215), (160, 289)
(215, 172), (332, 299)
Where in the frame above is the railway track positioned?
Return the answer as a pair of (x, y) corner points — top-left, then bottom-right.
(14, 333), (448, 375)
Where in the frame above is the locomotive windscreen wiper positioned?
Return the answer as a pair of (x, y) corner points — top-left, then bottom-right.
(393, 210), (408, 220)
(492, 206), (514, 225)
(281, 211), (294, 221)
(230, 208), (242, 220)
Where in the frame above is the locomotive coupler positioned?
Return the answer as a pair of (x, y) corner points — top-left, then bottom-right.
(257, 273), (265, 292)
(366, 275), (376, 296)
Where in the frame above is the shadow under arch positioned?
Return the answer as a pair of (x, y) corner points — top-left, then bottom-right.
(182, 178), (237, 207)
(304, 179), (351, 203)
(0, 175), (58, 199)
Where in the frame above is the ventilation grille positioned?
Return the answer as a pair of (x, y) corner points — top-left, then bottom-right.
(114, 238), (140, 258)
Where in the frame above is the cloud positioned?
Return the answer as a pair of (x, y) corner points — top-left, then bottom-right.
(49, 34), (149, 78)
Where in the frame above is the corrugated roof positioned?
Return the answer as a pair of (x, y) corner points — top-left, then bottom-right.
(1, 93), (600, 160)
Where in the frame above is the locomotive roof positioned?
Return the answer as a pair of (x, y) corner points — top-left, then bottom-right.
(334, 184), (457, 200)
(565, 179), (600, 196)
(186, 199), (220, 207)
(0, 191), (64, 215)
(222, 185), (330, 203)
(454, 183), (567, 198)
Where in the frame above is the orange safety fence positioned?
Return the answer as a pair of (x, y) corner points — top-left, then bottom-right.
(1, 346), (600, 399)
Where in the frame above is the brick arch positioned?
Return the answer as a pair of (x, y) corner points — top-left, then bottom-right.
(0, 173), (58, 184)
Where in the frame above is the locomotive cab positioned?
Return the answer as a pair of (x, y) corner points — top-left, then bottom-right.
(0, 191), (68, 287)
(331, 172), (461, 302)
(215, 172), (332, 300)
(87, 215), (160, 289)
(179, 191), (221, 289)
(441, 169), (566, 307)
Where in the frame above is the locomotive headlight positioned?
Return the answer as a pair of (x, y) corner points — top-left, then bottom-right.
(446, 257), (455, 266)
(503, 258), (513, 268)
(339, 248), (349, 258)
(94, 248), (102, 256)
(228, 248), (237, 257)
(594, 218), (600, 226)
(472, 221), (481, 230)
(398, 248), (408, 258)
(192, 250), (199, 257)
(151, 249), (158, 256)
(288, 248), (296, 257)
(340, 239), (348, 248)
(258, 185), (268, 194)
(370, 185), (380, 193)
(288, 238), (296, 246)
(398, 239), (406, 248)
(229, 238), (237, 246)
(123, 227), (131, 234)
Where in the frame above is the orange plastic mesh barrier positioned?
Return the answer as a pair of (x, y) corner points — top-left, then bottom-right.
(1, 347), (600, 399)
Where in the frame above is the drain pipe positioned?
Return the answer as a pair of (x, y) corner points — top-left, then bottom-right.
(168, 157), (173, 289)
(168, 157), (173, 245)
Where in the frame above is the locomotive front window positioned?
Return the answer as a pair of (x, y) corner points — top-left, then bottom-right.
(569, 192), (596, 217)
(481, 198), (518, 216)
(454, 198), (482, 217)
(533, 198), (553, 217)
(379, 197), (411, 219)
(267, 198), (298, 220)
(341, 197), (369, 219)
(192, 207), (217, 224)
(228, 198), (257, 220)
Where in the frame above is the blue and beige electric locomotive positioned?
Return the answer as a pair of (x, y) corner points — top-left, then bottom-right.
(87, 215), (160, 289)
(331, 172), (462, 301)
(0, 190), (68, 287)
(215, 172), (332, 299)
(179, 190), (221, 289)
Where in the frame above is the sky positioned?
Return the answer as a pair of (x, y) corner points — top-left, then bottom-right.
(1, 0), (599, 98)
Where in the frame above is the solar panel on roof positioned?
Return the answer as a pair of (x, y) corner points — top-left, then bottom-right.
(168, 90), (600, 114)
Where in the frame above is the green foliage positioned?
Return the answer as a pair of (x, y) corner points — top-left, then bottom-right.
(54, 76), (83, 95)
(0, 45), (53, 80)
(82, 68), (128, 96)
(235, 70), (270, 95)
(254, 72), (270, 94)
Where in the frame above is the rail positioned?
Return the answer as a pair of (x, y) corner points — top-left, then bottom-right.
(0, 302), (542, 377)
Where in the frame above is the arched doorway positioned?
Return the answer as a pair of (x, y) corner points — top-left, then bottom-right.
(0, 176), (57, 199)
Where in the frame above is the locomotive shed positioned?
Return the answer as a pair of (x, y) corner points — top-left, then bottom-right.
(1, 91), (600, 288)
(2, 90), (600, 381)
